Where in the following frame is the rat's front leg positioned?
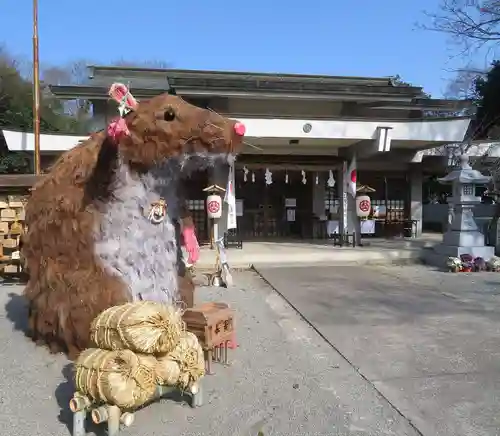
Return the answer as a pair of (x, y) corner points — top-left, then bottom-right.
(175, 198), (198, 309)
(180, 203), (200, 265)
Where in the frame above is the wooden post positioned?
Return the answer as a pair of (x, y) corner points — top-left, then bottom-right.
(210, 219), (214, 250)
(384, 176), (389, 237)
(32, 0), (41, 175)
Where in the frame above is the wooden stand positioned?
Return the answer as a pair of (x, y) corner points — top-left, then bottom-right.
(69, 382), (203, 436)
(183, 302), (235, 375)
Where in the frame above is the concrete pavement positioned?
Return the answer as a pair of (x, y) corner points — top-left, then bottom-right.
(196, 235), (439, 269)
(0, 271), (421, 435)
(257, 264), (500, 436)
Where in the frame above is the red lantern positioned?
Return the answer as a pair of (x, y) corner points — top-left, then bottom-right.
(356, 195), (371, 218)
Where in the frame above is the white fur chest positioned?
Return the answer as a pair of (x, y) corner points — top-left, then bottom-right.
(93, 161), (180, 303)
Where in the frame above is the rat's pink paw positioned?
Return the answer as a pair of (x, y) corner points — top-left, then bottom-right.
(183, 227), (200, 264)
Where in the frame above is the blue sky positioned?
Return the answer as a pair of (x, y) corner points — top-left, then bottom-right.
(0, 0), (484, 97)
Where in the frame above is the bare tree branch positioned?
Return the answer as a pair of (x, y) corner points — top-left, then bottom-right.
(420, 0), (500, 56)
(445, 67), (483, 98)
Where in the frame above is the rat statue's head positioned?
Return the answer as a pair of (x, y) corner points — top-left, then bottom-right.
(106, 83), (246, 172)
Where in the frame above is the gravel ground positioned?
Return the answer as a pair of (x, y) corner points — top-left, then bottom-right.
(0, 271), (419, 436)
(256, 264), (500, 436)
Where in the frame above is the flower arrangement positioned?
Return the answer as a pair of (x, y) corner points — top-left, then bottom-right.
(486, 256), (500, 272)
(460, 254), (474, 272)
(446, 255), (500, 272)
(446, 257), (462, 273)
(474, 257), (487, 272)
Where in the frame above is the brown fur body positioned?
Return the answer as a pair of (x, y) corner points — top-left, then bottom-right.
(22, 93), (242, 359)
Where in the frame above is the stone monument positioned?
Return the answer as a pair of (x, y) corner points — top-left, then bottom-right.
(424, 154), (493, 266)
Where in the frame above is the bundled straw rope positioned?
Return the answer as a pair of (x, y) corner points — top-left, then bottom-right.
(74, 348), (157, 409)
(155, 331), (205, 389)
(90, 301), (185, 354)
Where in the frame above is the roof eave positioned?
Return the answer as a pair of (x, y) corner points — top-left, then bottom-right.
(358, 99), (474, 111)
(88, 65), (398, 86)
(49, 85), (417, 103)
(88, 65), (426, 96)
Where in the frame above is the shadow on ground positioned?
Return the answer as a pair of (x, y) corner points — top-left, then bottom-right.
(4, 293), (104, 436)
(5, 292), (29, 334)
(4, 292), (196, 435)
(56, 364), (107, 436)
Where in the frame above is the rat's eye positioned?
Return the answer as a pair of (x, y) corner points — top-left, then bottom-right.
(163, 108), (176, 121)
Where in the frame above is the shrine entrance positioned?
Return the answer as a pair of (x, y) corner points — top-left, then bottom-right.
(236, 169), (313, 239)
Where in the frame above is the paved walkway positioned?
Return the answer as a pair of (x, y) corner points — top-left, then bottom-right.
(197, 234), (440, 269)
(257, 264), (500, 436)
(0, 271), (421, 436)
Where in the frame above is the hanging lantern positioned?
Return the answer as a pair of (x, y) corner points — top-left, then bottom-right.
(206, 194), (222, 219)
(355, 195), (371, 218)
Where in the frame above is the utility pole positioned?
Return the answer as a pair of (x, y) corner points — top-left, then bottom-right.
(32, 0), (41, 175)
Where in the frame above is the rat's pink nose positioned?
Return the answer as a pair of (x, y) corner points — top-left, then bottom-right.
(234, 122), (246, 137)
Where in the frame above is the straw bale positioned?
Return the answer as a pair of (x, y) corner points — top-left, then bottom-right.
(90, 301), (185, 354)
(155, 331), (205, 389)
(74, 348), (157, 409)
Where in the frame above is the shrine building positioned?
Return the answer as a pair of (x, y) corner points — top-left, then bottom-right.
(0, 66), (473, 243)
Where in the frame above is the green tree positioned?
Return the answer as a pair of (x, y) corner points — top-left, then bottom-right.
(39, 57), (172, 135)
(0, 46), (173, 173)
(472, 61), (500, 139)
(0, 44), (79, 133)
(448, 61), (500, 240)
(0, 45), (79, 173)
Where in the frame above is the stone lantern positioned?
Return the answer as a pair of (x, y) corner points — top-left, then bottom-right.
(425, 155), (493, 264)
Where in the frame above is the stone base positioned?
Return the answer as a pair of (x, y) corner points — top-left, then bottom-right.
(442, 230), (486, 247)
(433, 244), (494, 259)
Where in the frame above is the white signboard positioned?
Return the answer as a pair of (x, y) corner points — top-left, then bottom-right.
(285, 198), (297, 208)
(360, 220), (375, 234)
(236, 199), (243, 217)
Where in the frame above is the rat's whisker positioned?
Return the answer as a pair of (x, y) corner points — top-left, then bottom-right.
(205, 108), (260, 150)
(206, 120), (262, 150)
(206, 122), (223, 130)
(207, 107), (227, 121)
(181, 136), (196, 146)
(243, 140), (263, 151)
(208, 136), (225, 146)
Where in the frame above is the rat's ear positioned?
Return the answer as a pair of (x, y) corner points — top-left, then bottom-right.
(108, 83), (138, 116)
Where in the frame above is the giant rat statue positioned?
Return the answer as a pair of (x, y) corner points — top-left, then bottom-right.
(21, 84), (245, 359)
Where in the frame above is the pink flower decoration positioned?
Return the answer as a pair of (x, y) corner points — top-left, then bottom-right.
(107, 118), (130, 143)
